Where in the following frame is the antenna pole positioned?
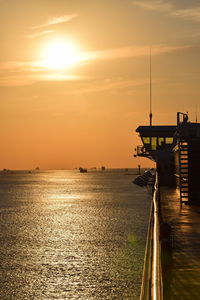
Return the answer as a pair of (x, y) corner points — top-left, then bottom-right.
(149, 47), (152, 126)
(196, 104), (198, 123)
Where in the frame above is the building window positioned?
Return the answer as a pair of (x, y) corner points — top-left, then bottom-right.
(158, 137), (164, 146)
(142, 137), (150, 144)
(166, 137), (173, 144)
(151, 137), (157, 150)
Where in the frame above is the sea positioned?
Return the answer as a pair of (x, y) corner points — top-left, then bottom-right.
(0, 169), (151, 300)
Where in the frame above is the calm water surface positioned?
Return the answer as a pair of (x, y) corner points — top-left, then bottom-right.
(0, 169), (151, 299)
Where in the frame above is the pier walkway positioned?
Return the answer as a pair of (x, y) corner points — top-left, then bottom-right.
(160, 187), (200, 300)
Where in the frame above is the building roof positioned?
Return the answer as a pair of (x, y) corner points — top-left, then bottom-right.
(136, 125), (177, 136)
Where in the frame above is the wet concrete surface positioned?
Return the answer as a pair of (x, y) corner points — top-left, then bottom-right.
(160, 187), (200, 300)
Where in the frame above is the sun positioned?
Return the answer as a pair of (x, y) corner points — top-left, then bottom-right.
(41, 38), (83, 70)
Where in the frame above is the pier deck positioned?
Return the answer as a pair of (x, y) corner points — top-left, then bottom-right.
(160, 187), (200, 300)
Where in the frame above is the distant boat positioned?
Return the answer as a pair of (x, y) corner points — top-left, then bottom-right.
(79, 167), (87, 173)
(101, 166), (106, 171)
(3, 168), (10, 173)
(35, 167), (40, 170)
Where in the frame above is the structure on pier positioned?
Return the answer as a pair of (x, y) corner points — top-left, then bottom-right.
(135, 112), (200, 205)
(135, 112), (200, 300)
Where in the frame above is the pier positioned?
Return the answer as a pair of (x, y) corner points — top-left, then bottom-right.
(140, 178), (200, 300)
(160, 187), (200, 299)
(136, 113), (200, 299)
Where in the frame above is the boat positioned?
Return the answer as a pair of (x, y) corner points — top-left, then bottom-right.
(135, 112), (200, 299)
(79, 167), (87, 173)
(133, 170), (154, 186)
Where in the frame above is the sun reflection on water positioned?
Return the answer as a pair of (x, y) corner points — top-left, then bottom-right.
(0, 170), (151, 299)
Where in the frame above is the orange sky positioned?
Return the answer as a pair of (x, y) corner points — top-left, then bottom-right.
(0, 0), (200, 169)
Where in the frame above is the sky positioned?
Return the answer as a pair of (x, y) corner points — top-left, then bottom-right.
(0, 0), (200, 169)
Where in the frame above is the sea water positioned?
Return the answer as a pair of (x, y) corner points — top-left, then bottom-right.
(0, 169), (151, 300)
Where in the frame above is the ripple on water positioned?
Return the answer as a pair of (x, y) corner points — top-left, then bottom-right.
(0, 170), (151, 299)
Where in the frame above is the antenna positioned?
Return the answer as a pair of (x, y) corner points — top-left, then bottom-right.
(149, 47), (152, 126)
(196, 104), (198, 123)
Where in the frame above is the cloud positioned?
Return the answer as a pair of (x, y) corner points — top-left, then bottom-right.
(33, 14), (78, 29)
(0, 43), (191, 86)
(0, 73), (85, 87)
(27, 30), (54, 39)
(62, 78), (148, 95)
(172, 7), (200, 22)
(132, 0), (173, 12)
(0, 44), (189, 72)
(132, 1), (200, 23)
(0, 61), (85, 86)
(0, 61), (43, 72)
(0, 75), (36, 87)
(90, 44), (191, 61)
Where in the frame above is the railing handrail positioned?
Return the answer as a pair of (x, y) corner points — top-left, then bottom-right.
(140, 201), (153, 300)
(152, 173), (163, 300)
(140, 172), (163, 300)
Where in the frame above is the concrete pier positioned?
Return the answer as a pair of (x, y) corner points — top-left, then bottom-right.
(160, 187), (200, 299)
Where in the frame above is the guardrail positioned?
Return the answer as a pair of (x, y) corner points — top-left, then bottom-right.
(140, 173), (163, 300)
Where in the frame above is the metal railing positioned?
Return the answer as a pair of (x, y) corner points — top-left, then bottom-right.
(136, 145), (151, 158)
(140, 173), (163, 300)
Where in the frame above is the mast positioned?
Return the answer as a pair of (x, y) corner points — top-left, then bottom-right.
(196, 104), (198, 123)
(149, 47), (152, 126)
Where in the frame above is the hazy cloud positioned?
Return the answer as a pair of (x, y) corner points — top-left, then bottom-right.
(0, 44), (190, 73)
(0, 61), (43, 72)
(0, 73), (85, 87)
(33, 14), (79, 29)
(91, 44), (191, 61)
(63, 79), (148, 95)
(132, 1), (200, 23)
(132, 0), (173, 12)
(27, 30), (54, 39)
(0, 61), (84, 86)
(0, 44), (191, 86)
(172, 7), (200, 22)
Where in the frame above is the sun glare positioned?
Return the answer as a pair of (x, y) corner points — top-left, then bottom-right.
(41, 39), (83, 70)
